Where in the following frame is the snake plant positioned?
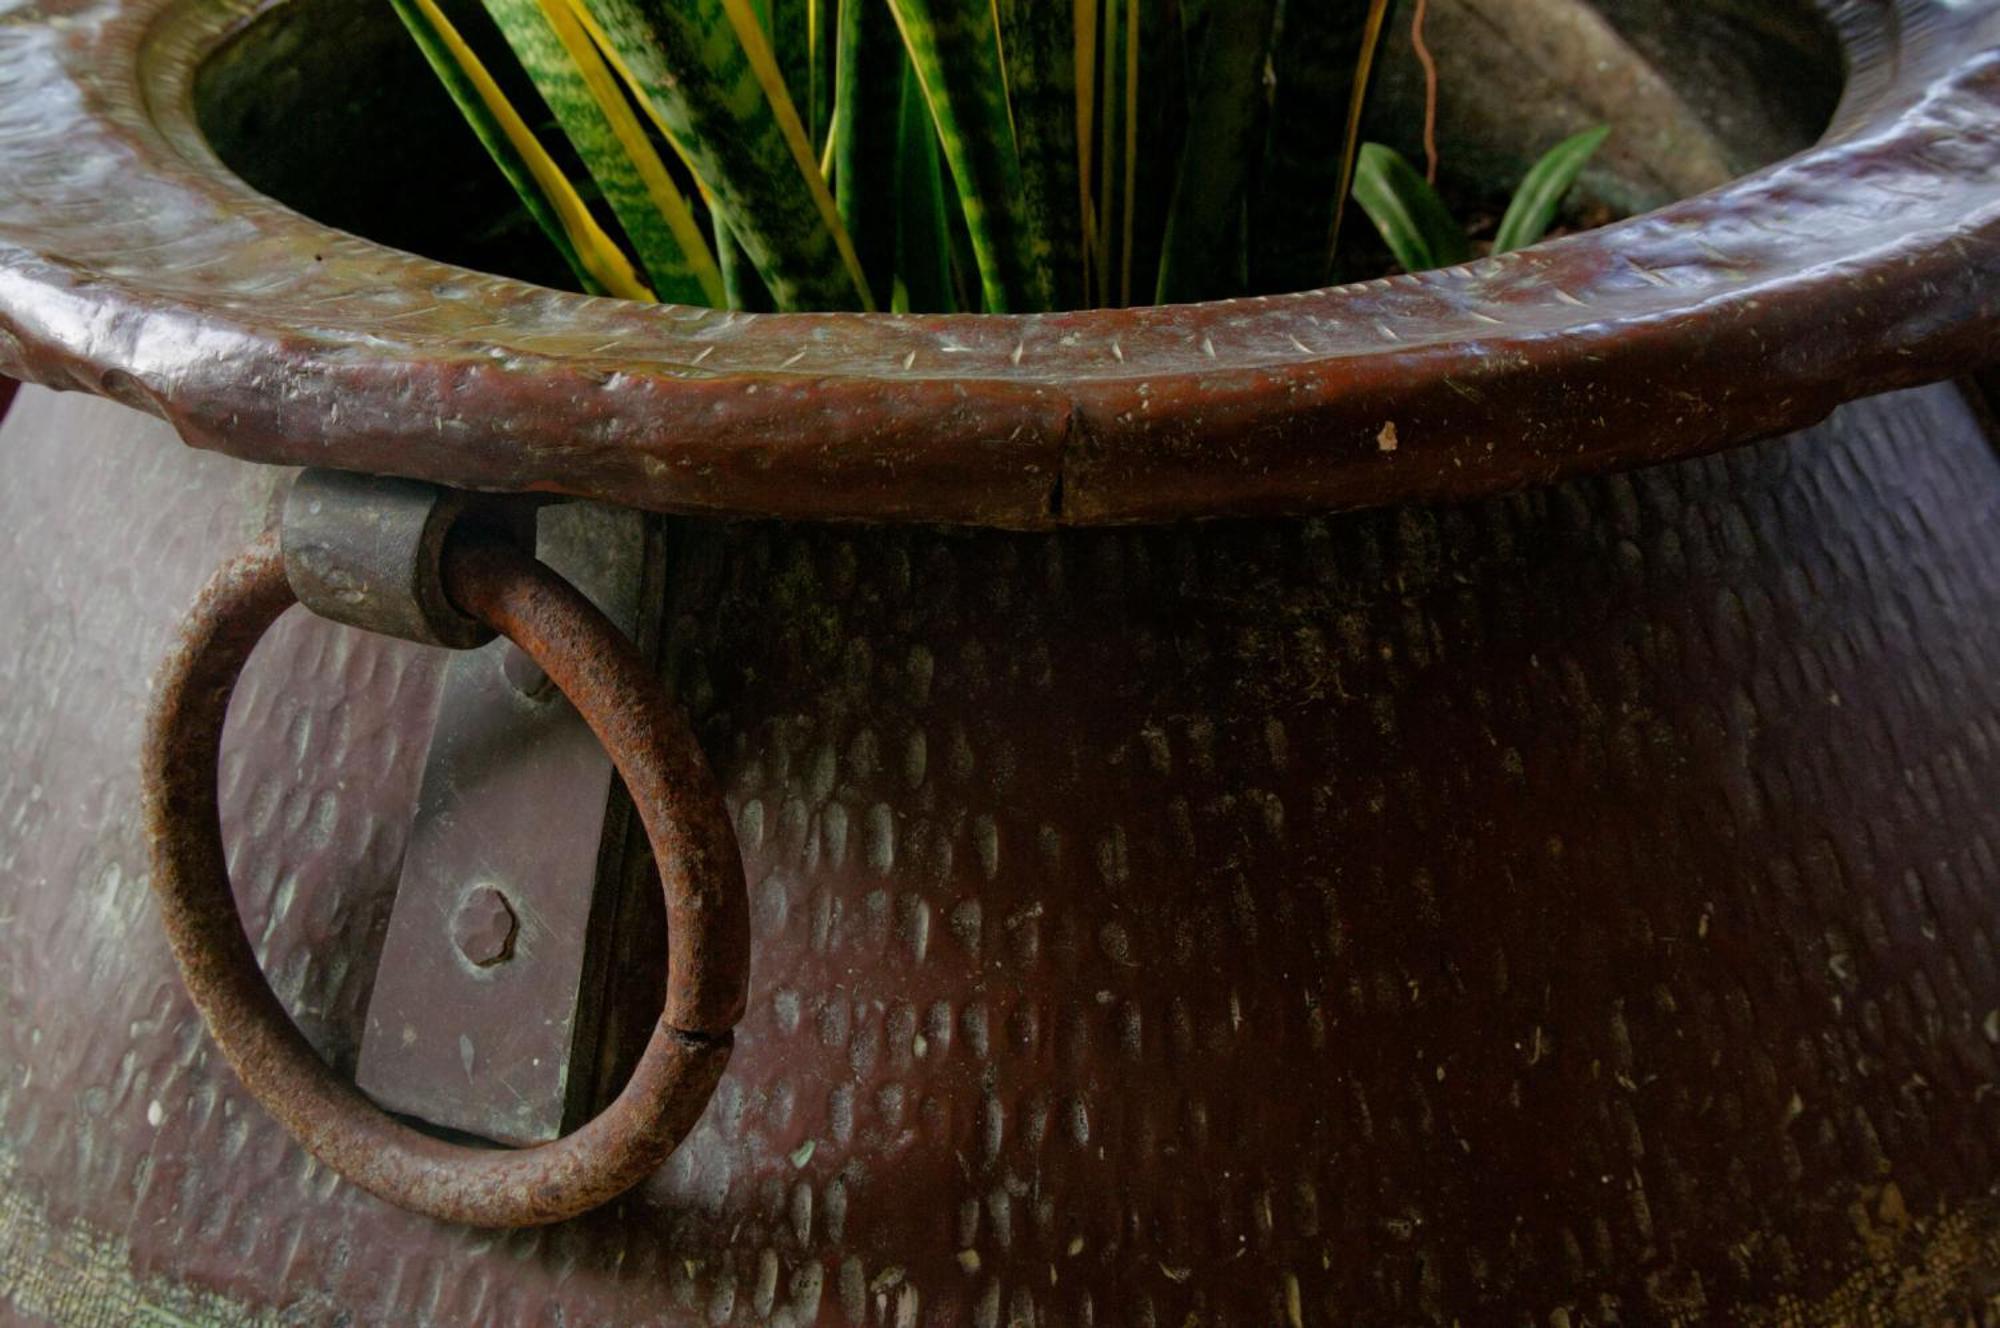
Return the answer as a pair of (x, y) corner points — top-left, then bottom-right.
(1352, 124), (1612, 273)
(401, 0), (1599, 313)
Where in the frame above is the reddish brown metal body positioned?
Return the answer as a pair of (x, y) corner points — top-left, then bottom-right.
(140, 531), (746, 1227)
(4, 381), (1998, 1321)
(2, 0), (2000, 1317)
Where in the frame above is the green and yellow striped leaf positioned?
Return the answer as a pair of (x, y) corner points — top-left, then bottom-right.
(886, 0), (1052, 312)
(480, 0), (725, 304)
(578, 0), (873, 309)
(390, 0), (649, 299)
(998, 0), (1083, 309)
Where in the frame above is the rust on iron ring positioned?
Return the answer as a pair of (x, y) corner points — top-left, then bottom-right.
(139, 532), (750, 1228)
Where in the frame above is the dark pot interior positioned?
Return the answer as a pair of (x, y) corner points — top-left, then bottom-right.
(191, 0), (1845, 299)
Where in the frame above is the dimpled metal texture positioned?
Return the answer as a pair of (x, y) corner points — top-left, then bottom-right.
(6, 379), (2000, 1321)
(0, 0), (1997, 524)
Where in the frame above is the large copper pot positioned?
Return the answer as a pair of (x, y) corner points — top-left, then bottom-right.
(4, 0), (2000, 1319)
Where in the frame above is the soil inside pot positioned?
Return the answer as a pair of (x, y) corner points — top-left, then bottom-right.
(191, 0), (1843, 303)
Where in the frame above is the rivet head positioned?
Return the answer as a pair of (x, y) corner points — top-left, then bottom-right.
(452, 885), (518, 967)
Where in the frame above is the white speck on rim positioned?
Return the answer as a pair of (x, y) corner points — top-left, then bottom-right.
(146, 1100), (164, 1127)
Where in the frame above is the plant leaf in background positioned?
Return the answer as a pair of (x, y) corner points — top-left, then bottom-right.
(580, 0), (872, 310)
(894, 56), (957, 312)
(1092, 0), (1119, 302)
(1493, 123), (1610, 253)
(1121, 0), (1184, 309)
(1329, 0), (1396, 263)
(834, 0), (904, 307)
(1153, 0), (1279, 304)
(1352, 141), (1469, 272)
(998, 0), (1084, 310)
(808, 0), (836, 151)
(389, 0), (642, 298)
(886, 0), (1052, 312)
(479, 0), (724, 304)
(406, 0), (1619, 315)
(1251, 0), (1380, 294)
(1072, 0), (1097, 302)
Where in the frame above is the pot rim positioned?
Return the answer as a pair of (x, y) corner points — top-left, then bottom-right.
(0, 0), (1996, 527)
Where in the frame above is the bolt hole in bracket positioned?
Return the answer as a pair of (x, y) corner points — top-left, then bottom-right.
(141, 469), (749, 1227)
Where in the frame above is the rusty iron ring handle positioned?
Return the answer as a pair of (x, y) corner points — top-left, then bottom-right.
(141, 530), (750, 1228)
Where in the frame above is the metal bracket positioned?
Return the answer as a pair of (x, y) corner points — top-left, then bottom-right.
(280, 469), (533, 649)
(354, 500), (668, 1145)
(277, 470), (668, 1146)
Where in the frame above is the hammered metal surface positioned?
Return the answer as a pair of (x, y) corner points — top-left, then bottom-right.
(0, 0), (1997, 523)
(5, 381), (2000, 1321)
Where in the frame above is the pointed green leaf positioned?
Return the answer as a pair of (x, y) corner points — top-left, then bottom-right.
(396, 0), (652, 300)
(480, 0), (724, 304)
(578, 0), (872, 309)
(1493, 124), (1611, 254)
(893, 58), (957, 312)
(885, 0), (1051, 311)
(388, 0), (600, 294)
(1352, 140), (1469, 273)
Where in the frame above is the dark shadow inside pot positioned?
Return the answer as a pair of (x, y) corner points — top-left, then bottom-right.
(191, 0), (1844, 299)
(192, 0), (583, 291)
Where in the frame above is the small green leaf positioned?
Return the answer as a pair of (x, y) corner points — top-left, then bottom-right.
(1493, 124), (1611, 254)
(1352, 141), (1470, 274)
